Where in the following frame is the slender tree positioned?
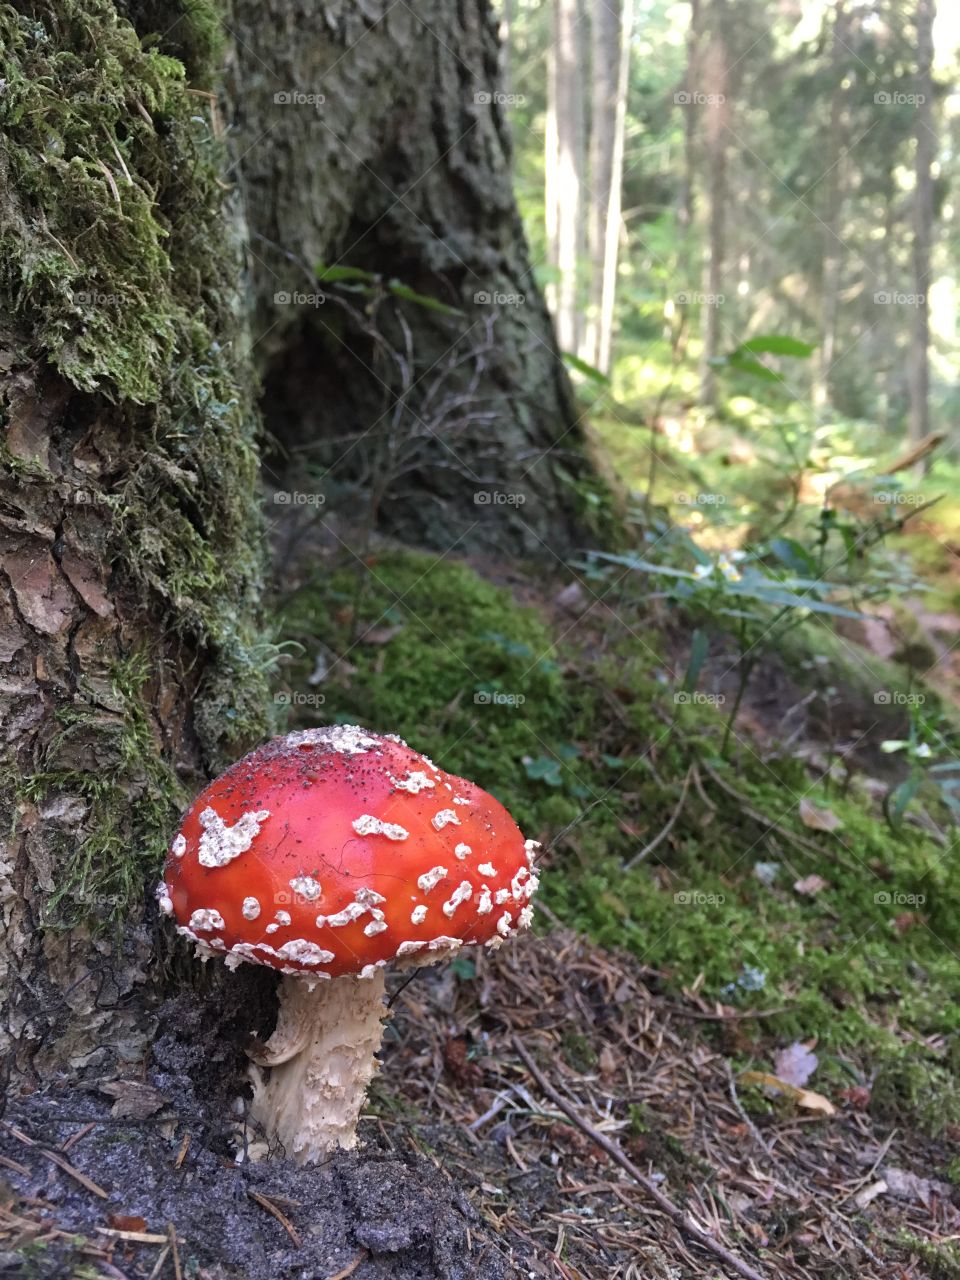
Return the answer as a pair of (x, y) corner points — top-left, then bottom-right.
(814, 0), (848, 410)
(547, 0), (587, 354)
(908, 0), (936, 446)
(698, 0), (729, 408)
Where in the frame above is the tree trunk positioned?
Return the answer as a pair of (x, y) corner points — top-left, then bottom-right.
(698, 0), (728, 409)
(908, 0), (936, 448)
(0, 0), (270, 1084)
(814, 0), (847, 411)
(546, 0), (587, 359)
(231, 0), (602, 557)
(585, 0), (633, 375)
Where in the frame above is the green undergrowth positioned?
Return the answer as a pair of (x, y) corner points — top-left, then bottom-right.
(277, 548), (960, 1134)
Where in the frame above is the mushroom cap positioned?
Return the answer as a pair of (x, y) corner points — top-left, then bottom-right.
(159, 726), (540, 980)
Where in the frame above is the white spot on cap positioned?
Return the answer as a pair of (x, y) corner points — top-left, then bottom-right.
(442, 881), (473, 917)
(316, 902), (366, 928)
(496, 912), (513, 937)
(289, 725), (382, 755)
(411, 905), (428, 925)
(524, 838), (541, 866)
(355, 887), (387, 907)
(198, 807), (270, 868)
(397, 940), (426, 957)
(477, 862), (496, 877)
(290, 875), (322, 901)
(364, 919), (388, 936)
(156, 881), (173, 916)
(189, 908), (225, 932)
(428, 935), (461, 951)
(494, 888), (510, 905)
(453, 796), (470, 806)
(418, 865), (448, 893)
(275, 911), (291, 925)
(275, 939), (335, 965)
(171, 834), (187, 858)
(265, 923), (279, 934)
(454, 843), (472, 860)
(389, 770), (436, 794)
(360, 961), (386, 979)
(431, 809), (460, 831)
(511, 867), (531, 900)
(352, 814), (410, 841)
(524, 873), (540, 900)
(242, 897), (261, 921)
(477, 887), (493, 915)
(518, 905), (535, 929)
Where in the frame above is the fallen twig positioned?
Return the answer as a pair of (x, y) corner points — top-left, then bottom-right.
(512, 1037), (769, 1280)
(324, 1250), (368, 1280)
(248, 1188), (302, 1248)
(625, 765), (693, 868)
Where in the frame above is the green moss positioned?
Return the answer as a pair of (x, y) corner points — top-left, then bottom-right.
(275, 548), (960, 1132)
(1, 0), (270, 929)
(894, 1236), (960, 1280)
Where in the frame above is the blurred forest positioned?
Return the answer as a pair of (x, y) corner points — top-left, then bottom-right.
(3, 0), (960, 1276)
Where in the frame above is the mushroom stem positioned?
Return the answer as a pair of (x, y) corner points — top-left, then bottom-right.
(246, 969), (388, 1162)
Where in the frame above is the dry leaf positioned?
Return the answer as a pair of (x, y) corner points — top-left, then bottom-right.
(98, 1080), (167, 1119)
(108, 1213), (148, 1232)
(738, 1070), (836, 1116)
(773, 1041), (819, 1088)
(794, 874), (829, 896)
(799, 798), (843, 831)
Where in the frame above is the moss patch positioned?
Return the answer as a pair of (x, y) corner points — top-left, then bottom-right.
(276, 547), (960, 1132)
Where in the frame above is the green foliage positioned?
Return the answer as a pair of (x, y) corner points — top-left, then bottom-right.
(276, 548), (960, 1132)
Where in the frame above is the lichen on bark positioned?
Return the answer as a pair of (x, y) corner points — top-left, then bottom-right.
(0, 0), (269, 1072)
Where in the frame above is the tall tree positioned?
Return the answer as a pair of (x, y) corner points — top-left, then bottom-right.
(698, 0), (729, 408)
(547, 0), (587, 354)
(814, 0), (848, 410)
(908, 0), (936, 446)
(584, 0), (634, 374)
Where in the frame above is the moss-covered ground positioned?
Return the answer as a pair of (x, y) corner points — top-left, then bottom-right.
(276, 546), (960, 1134)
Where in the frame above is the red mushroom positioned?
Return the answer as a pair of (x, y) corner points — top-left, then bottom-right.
(158, 725), (540, 1162)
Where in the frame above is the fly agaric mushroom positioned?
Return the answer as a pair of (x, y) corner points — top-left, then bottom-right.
(158, 725), (540, 1163)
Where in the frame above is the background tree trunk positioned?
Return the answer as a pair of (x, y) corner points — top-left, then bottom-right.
(814, 0), (847, 411)
(908, 0), (936, 448)
(231, 0), (603, 558)
(698, 0), (728, 409)
(585, 0), (632, 375)
(546, 0), (587, 360)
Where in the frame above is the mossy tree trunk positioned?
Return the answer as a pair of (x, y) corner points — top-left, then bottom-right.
(228, 0), (605, 557)
(0, 0), (270, 1084)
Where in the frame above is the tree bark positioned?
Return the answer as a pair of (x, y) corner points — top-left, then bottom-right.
(585, 0), (633, 375)
(814, 0), (847, 411)
(0, 0), (270, 1084)
(908, 0), (936, 448)
(230, 0), (602, 557)
(697, 0), (728, 409)
(546, 0), (588, 359)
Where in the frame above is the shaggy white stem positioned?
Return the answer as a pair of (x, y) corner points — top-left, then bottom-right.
(247, 970), (387, 1162)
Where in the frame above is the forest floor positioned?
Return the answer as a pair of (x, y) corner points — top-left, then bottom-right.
(2, 929), (957, 1279)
